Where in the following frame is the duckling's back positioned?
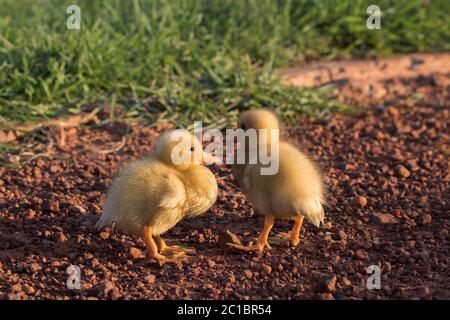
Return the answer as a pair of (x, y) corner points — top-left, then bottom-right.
(233, 141), (325, 226)
(97, 157), (187, 235)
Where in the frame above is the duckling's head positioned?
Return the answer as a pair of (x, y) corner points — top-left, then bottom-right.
(155, 129), (220, 169)
(237, 108), (280, 144)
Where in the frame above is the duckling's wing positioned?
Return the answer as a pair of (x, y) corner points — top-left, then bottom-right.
(97, 160), (187, 234)
(142, 174), (187, 235)
(273, 143), (325, 227)
(156, 177), (186, 209)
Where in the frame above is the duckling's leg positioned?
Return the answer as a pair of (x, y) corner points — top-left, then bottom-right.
(154, 235), (196, 255)
(143, 226), (166, 260)
(290, 215), (304, 246)
(255, 214), (275, 251)
(143, 227), (186, 263)
(272, 215), (304, 246)
(227, 214), (274, 252)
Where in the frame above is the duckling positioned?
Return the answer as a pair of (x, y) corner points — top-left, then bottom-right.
(229, 109), (325, 252)
(96, 129), (219, 262)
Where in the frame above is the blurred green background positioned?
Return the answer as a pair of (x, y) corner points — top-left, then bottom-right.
(0, 0), (449, 126)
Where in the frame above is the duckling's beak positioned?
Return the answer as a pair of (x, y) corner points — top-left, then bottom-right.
(202, 152), (221, 165)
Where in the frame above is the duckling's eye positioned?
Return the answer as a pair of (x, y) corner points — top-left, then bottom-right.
(190, 147), (195, 152)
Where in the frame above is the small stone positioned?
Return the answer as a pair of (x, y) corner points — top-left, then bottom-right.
(6, 292), (24, 300)
(371, 146), (382, 156)
(36, 159), (46, 168)
(296, 284), (305, 292)
(129, 247), (144, 259)
(68, 205), (87, 214)
(321, 274), (337, 292)
(53, 231), (67, 243)
(9, 155), (21, 164)
(351, 196), (367, 208)
(419, 285), (430, 296)
(432, 74), (450, 87)
(342, 277), (351, 286)
(419, 196), (428, 206)
(387, 107), (400, 118)
(418, 214), (432, 225)
(145, 274), (156, 284)
(27, 209), (36, 219)
(333, 229), (347, 241)
(110, 288), (122, 299)
(196, 233), (206, 244)
(228, 200), (239, 209)
(10, 283), (22, 292)
(207, 259), (216, 268)
(99, 280), (115, 295)
(227, 274), (236, 284)
(0, 130), (16, 143)
(84, 253), (94, 260)
(30, 264), (42, 272)
(355, 249), (368, 260)
(218, 229), (242, 248)
(317, 293), (334, 300)
(47, 200), (60, 212)
(33, 167), (42, 179)
(262, 265), (272, 275)
(22, 284), (35, 295)
(99, 231), (110, 240)
(243, 270), (253, 279)
(370, 212), (398, 225)
(406, 159), (420, 171)
(395, 165), (411, 178)
(50, 261), (63, 267)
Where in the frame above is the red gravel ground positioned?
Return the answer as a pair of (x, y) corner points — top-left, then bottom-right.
(0, 55), (449, 300)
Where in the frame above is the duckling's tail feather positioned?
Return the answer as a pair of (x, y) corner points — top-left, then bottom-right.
(297, 198), (324, 228)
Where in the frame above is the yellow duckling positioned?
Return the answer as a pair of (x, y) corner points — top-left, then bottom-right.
(96, 129), (219, 262)
(229, 109), (325, 252)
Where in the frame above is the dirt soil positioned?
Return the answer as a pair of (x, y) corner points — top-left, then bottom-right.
(0, 54), (449, 300)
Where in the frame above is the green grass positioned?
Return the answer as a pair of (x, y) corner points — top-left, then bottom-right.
(0, 0), (449, 127)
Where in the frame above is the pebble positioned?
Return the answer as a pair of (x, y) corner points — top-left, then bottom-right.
(262, 265), (272, 274)
(207, 259), (216, 268)
(217, 229), (242, 247)
(243, 270), (253, 279)
(98, 280), (115, 295)
(227, 275), (236, 284)
(333, 229), (347, 241)
(23, 284), (35, 295)
(68, 205), (87, 214)
(319, 274), (337, 293)
(395, 165), (411, 178)
(30, 264), (42, 272)
(351, 196), (367, 208)
(341, 277), (351, 286)
(129, 247), (144, 259)
(370, 212), (398, 224)
(418, 214), (432, 225)
(99, 231), (110, 240)
(47, 200), (60, 212)
(145, 274), (156, 284)
(53, 231), (67, 243)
